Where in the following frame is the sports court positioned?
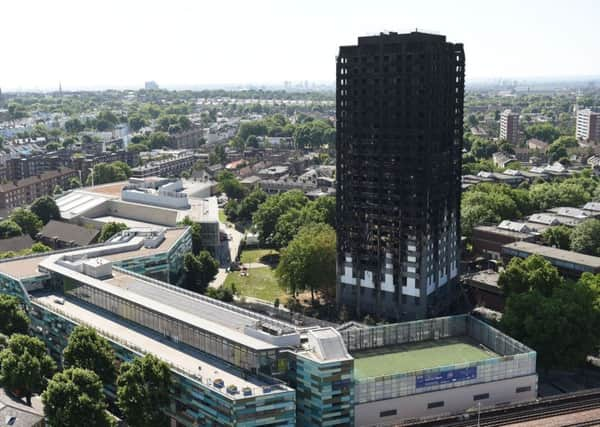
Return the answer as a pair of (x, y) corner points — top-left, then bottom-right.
(353, 336), (497, 379)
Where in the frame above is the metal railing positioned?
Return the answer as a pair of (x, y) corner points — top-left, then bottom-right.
(112, 266), (298, 334)
(32, 298), (290, 400)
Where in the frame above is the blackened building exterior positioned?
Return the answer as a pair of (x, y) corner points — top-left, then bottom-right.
(336, 32), (465, 320)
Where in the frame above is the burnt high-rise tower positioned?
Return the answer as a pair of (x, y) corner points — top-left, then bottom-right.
(336, 32), (464, 320)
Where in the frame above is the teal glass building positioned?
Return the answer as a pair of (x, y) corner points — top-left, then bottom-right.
(0, 226), (536, 426)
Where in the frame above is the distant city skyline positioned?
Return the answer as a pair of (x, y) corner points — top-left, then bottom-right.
(1, 0), (599, 91)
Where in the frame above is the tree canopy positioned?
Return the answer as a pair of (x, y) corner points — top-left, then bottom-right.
(524, 123), (561, 143)
(30, 196), (61, 225)
(0, 295), (30, 336)
(0, 334), (56, 405)
(217, 170), (246, 200)
(225, 188), (267, 222)
(63, 326), (116, 385)
(0, 219), (23, 238)
(98, 222), (128, 242)
(42, 368), (114, 427)
(183, 251), (219, 293)
(499, 256), (600, 369)
(87, 161), (132, 185)
(179, 217), (202, 254)
(10, 208), (43, 238)
(116, 354), (171, 427)
(570, 219), (600, 257)
(276, 223), (336, 302)
(253, 190), (308, 246)
(541, 225), (572, 250)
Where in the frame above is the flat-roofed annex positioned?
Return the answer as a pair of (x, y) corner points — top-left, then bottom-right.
(33, 294), (290, 399)
(0, 227), (188, 279)
(40, 253), (279, 352)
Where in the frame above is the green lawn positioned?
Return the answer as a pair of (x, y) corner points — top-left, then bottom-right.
(223, 267), (288, 303)
(218, 209), (228, 224)
(240, 249), (279, 264)
(353, 337), (496, 379)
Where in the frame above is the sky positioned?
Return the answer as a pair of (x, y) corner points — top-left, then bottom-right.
(1, 0), (599, 91)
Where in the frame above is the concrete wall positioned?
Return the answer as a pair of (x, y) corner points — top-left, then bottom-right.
(106, 200), (179, 226)
(354, 374), (537, 427)
(122, 189), (189, 209)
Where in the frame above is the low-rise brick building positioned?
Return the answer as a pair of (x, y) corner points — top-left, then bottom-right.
(0, 167), (77, 209)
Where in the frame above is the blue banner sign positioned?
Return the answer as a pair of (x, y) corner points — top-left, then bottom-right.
(416, 366), (477, 388)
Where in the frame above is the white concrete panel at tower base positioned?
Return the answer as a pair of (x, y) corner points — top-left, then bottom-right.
(361, 271), (375, 289)
(426, 276), (436, 295)
(341, 253), (357, 285)
(341, 266), (356, 285)
(382, 273), (395, 292)
(402, 278), (420, 297)
(439, 272), (448, 287)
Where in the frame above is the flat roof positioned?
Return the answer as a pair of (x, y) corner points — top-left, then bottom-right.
(36, 242), (286, 351)
(83, 181), (128, 197)
(33, 295), (288, 399)
(0, 228), (187, 279)
(92, 215), (166, 229)
(352, 337), (497, 380)
(107, 271), (264, 334)
(503, 241), (600, 268)
(473, 225), (532, 239)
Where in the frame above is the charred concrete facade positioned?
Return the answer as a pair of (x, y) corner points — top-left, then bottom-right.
(336, 32), (464, 320)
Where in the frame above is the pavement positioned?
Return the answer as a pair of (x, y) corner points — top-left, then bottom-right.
(209, 268), (228, 289)
(210, 220), (244, 289)
(243, 262), (270, 269)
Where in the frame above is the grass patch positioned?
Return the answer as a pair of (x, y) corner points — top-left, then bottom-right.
(240, 248), (279, 264)
(223, 267), (288, 303)
(218, 209), (228, 224)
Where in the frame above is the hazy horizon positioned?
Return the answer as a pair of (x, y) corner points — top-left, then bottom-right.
(2, 0), (599, 92)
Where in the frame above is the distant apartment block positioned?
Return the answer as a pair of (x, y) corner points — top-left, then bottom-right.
(576, 109), (600, 142)
(169, 127), (205, 149)
(71, 150), (139, 181)
(131, 152), (195, 178)
(0, 167), (77, 209)
(500, 109), (519, 144)
(144, 80), (159, 90)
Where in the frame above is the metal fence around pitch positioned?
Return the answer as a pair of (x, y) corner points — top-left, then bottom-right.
(341, 314), (537, 404)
